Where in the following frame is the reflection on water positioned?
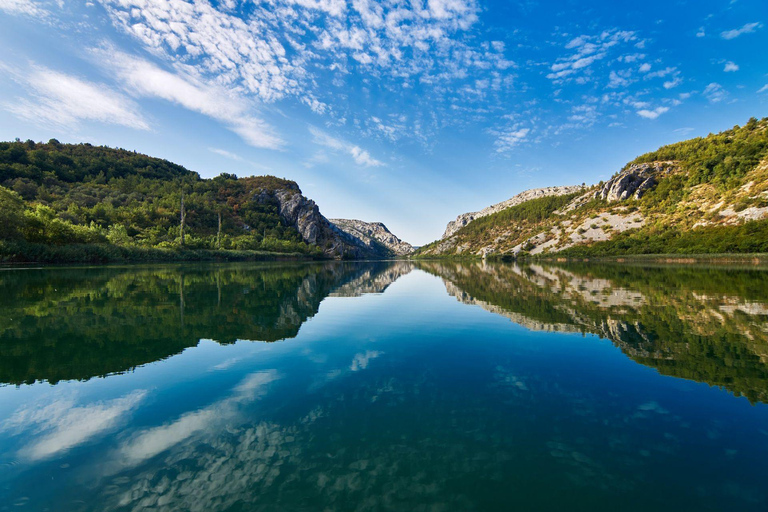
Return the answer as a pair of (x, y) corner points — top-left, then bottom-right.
(1, 261), (768, 511)
(0, 261), (413, 385)
(419, 261), (768, 403)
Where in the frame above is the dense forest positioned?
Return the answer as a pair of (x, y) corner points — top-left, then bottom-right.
(0, 139), (322, 262)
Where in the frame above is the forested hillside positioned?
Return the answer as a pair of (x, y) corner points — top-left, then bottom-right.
(417, 117), (768, 258)
(0, 139), (322, 262)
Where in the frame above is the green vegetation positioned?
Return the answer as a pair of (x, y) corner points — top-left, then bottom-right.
(414, 192), (581, 257)
(0, 139), (323, 262)
(457, 193), (580, 237)
(557, 220), (768, 257)
(628, 116), (768, 189)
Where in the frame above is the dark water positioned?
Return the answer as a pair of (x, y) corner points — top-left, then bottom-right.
(1, 261), (768, 511)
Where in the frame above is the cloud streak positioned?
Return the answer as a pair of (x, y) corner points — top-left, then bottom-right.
(309, 126), (384, 166)
(1, 63), (150, 131)
(93, 47), (284, 149)
(720, 22), (762, 40)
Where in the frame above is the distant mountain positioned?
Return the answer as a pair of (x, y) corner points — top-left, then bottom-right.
(417, 117), (768, 258)
(330, 219), (414, 257)
(0, 140), (405, 261)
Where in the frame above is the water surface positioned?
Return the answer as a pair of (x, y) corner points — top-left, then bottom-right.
(1, 261), (768, 511)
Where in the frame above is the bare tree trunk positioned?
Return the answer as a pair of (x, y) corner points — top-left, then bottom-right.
(180, 188), (186, 247)
(217, 211), (222, 250)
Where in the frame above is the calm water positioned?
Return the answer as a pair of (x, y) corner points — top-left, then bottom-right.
(1, 261), (768, 511)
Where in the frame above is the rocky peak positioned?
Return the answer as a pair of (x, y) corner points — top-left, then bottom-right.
(597, 162), (676, 202)
(330, 219), (414, 256)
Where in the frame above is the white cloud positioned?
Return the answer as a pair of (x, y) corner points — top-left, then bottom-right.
(696, 27), (705, 37)
(663, 77), (682, 89)
(758, 84), (768, 94)
(608, 70), (632, 88)
(90, 0), (515, 146)
(703, 82), (727, 103)
(97, 0), (492, 101)
(1, 63), (149, 131)
(493, 126), (530, 152)
(0, 0), (47, 16)
(721, 22), (763, 40)
(2, 390), (147, 461)
(636, 106), (669, 119)
(547, 29), (637, 83)
(723, 61), (739, 72)
(94, 48), (283, 149)
(645, 66), (676, 79)
(639, 63), (651, 73)
(309, 126), (384, 166)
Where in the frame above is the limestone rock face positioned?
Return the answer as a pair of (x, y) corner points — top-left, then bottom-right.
(597, 162), (675, 202)
(253, 187), (382, 259)
(442, 185), (586, 239)
(330, 219), (414, 256)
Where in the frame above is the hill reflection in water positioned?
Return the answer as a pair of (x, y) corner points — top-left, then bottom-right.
(0, 261), (414, 385)
(419, 261), (768, 403)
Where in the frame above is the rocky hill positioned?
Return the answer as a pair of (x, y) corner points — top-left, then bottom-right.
(330, 219), (414, 256)
(417, 117), (768, 258)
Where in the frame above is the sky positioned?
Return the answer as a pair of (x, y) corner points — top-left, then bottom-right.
(0, 0), (767, 245)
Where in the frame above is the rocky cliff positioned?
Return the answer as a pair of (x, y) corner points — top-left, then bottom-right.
(442, 185), (586, 239)
(330, 219), (414, 256)
(596, 162), (675, 201)
(254, 186), (394, 259)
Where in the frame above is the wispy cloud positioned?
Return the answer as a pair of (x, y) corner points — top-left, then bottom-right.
(720, 22), (763, 40)
(547, 29), (638, 83)
(1, 63), (149, 130)
(703, 82), (727, 103)
(723, 61), (739, 72)
(0, 0), (48, 17)
(93, 47), (284, 149)
(209, 148), (243, 161)
(309, 126), (384, 167)
(492, 125), (531, 153)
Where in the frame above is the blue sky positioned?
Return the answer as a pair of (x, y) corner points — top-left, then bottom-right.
(0, 0), (767, 244)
